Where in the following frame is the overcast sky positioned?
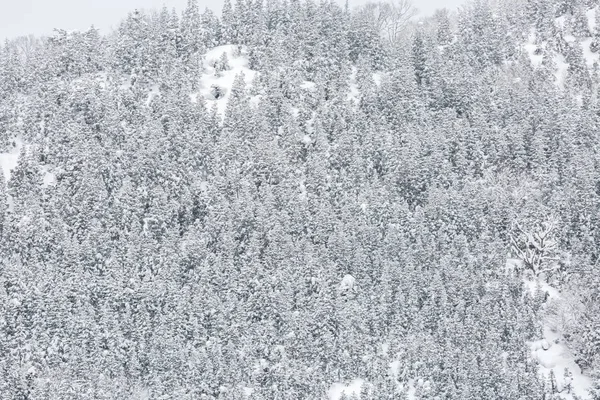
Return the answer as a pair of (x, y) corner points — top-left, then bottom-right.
(0, 0), (466, 42)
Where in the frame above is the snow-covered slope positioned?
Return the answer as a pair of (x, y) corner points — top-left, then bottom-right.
(526, 278), (593, 399)
(2, 45), (257, 188)
(193, 45), (257, 116)
(324, 262), (594, 400)
(523, 6), (599, 89)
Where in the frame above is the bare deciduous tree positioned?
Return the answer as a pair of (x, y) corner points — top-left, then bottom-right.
(509, 218), (561, 278)
(361, 0), (418, 46)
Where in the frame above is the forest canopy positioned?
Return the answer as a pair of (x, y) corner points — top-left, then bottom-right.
(1, 0), (600, 398)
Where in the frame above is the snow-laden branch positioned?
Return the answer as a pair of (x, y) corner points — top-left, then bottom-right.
(510, 218), (561, 279)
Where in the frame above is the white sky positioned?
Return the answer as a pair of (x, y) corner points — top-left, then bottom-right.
(0, 0), (467, 42)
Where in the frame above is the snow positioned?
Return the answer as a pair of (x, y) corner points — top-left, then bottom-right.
(120, 74), (135, 91)
(523, 14), (600, 90)
(372, 73), (382, 87)
(523, 277), (561, 299)
(388, 353), (431, 399)
(407, 382), (416, 399)
(0, 137), (23, 183)
(525, 277), (593, 399)
(530, 327), (593, 399)
(581, 38), (599, 67)
(72, 71), (109, 91)
(300, 81), (316, 90)
(564, 35), (577, 44)
(146, 84), (160, 106)
(6, 193), (14, 212)
(196, 45), (257, 117)
(381, 342), (390, 354)
(199, 181), (208, 193)
(299, 181), (307, 201)
(328, 379), (365, 400)
(347, 67), (360, 103)
(340, 274), (356, 292)
(586, 7), (597, 32)
(254, 358), (269, 374)
(291, 107), (300, 118)
(524, 29), (544, 67)
(41, 166), (56, 188)
(397, 379), (418, 400)
(132, 387), (150, 400)
(505, 257), (524, 276)
(554, 54), (569, 89)
(249, 94), (261, 107)
(390, 360), (401, 378)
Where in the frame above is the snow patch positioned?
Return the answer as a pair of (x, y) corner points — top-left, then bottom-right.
(0, 137), (23, 183)
(300, 81), (316, 90)
(347, 67), (360, 103)
(524, 29), (544, 67)
(523, 277), (561, 300)
(132, 386), (150, 400)
(195, 45), (257, 117)
(564, 35), (577, 44)
(381, 342), (390, 354)
(340, 274), (356, 292)
(249, 94), (261, 107)
(41, 166), (56, 188)
(505, 258), (524, 275)
(372, 73), (382, 87)
(390, 360), (401, 378)
(291, 107), (300, 119)
(146, 84), (160, 106)
(586, 7), (597, 32)
(199, 181), (208, 193)
(581, 38), (599, 67)
(328, 379), (365, 400)
(299, 181), (307, 201)
(530, 327), (593, 399)
(524, 272), (593, 399)
(554, 54), (569, 89)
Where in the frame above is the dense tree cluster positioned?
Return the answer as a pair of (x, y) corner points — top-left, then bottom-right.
(0, 0), (599, 398)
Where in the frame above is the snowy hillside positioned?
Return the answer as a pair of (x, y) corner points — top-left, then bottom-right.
(194, 45), (258, 116)
(1, 0), (600, 398)
(526, 278), (594, 399)
(524, 5), (600, 89)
